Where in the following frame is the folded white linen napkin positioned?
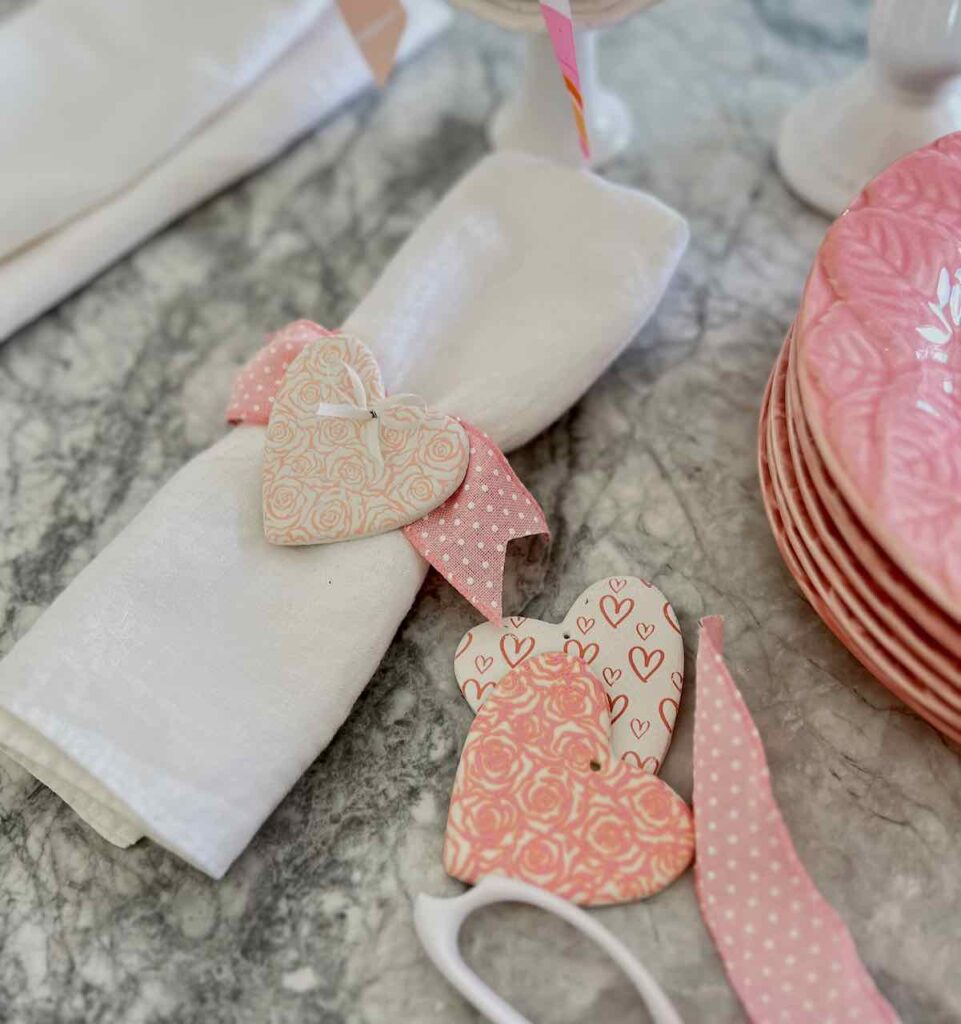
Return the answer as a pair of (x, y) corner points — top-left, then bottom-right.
(0, 0), (326, 259)
(0, 0), (450, 342)
(0, 153), (688, 877)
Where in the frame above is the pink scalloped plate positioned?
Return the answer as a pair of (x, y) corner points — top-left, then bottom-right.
(789, 332), (961, 661)
(759, 345), (845, 645)
(759, 339), (961, 741)
(783, 335), (961, 686)
(769, 341), (961, 724)
(795, 132), (961, 621)
(775, 358), (961, 710)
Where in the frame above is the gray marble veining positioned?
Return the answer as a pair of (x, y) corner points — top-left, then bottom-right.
(2, 1), (960, 1021)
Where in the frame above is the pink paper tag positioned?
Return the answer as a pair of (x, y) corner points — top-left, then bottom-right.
(336, 0), (407, 87)
(403, 422), (549, 623)
(694, 617), (901, 1024)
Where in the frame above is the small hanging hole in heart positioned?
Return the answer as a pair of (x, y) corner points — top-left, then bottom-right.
(563, 632), (571, 640)
(369, 410), (378, 419)
(589, 760), (601, 772)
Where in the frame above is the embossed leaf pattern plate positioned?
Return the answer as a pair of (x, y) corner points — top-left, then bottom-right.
(795, 133), (961, 619)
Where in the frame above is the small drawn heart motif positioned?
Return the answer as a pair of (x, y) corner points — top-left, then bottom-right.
(622, 751), (661, 774)
(629, 646), (665, 683)
(565, 638), (600, 665)
(444, 653), (694, 905)
(500, 633), (535, 668)
(600, 594), (634, 629)
(663, 601), (681, 635)
(455, 632), (473, 660)
(460, 679), (495, 704)
(475, 654), (494, 675)
(659, 697), (679, 734)
(508, 616), (527, 629)
(607, 693), (629, 724)
(453, 578), (684, 774)
(630, 718), (651, 740)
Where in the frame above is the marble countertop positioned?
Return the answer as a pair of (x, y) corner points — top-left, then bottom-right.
(2, 0), (960, 1021)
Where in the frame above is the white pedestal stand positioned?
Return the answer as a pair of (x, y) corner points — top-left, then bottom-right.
(450, 0), (660, 168)
(778, 0), (961, 217)
(490, 30), (631, 167)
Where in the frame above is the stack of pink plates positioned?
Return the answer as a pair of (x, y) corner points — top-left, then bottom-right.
(760, 132), (961, 742)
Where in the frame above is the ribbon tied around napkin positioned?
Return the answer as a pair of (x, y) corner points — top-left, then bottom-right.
(227, 319), (549, 622)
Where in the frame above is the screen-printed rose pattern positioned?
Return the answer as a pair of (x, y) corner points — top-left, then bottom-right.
(444, 652), (694, 906)
(262, 334), (469, 544)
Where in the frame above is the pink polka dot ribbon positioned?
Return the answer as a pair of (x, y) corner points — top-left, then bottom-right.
(402, 422), (548, 624)
(226, 321), (549, 623)
(226, 320), (338, 424)
(694, 617), (900, 1024)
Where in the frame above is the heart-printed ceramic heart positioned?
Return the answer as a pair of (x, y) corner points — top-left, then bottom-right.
(444, 652), (694, 906)
(262, 335), (469, 544)
(453, 578), (684, 773)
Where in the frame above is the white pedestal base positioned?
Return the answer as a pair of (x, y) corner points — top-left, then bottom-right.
(777, 0), (961, 218)
(490, 31), (631, 169)
(778, 66), (961, 218)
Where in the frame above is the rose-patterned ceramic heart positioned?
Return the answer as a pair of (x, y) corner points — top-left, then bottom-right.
(454, 578), (684, 773)
(444, 652), (694, 906)
(262, 335), (469, 544)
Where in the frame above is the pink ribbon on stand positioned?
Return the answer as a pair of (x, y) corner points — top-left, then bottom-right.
(227, 320), (548, 623)
(540, 0), (590, 160)
(694, 617), (901, 1024)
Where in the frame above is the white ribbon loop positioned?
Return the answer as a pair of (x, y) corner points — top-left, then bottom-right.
(316, 361), (427, 469)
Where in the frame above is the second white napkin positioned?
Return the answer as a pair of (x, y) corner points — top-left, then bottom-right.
(0, 0), (450, 341)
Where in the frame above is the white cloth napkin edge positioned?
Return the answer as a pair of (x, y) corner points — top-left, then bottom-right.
(0, 425), (432, 877)
(0, 0), (452, 344)
(0, 0), (330, 260)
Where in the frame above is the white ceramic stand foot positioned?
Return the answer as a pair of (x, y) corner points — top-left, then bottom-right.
(490, 31), (631, 168)
(778, 0), (961, 217)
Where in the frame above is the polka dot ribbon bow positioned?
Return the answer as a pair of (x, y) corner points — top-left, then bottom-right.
(694, 618), (900, 1024)
(227, 320), (548, 623)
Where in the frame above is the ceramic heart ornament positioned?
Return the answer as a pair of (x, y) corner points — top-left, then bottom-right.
(230, 321), (548, 619)
(262, 334), (470, 544)
(454, 578), (684, 773)
(444, 652), (694, 906)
